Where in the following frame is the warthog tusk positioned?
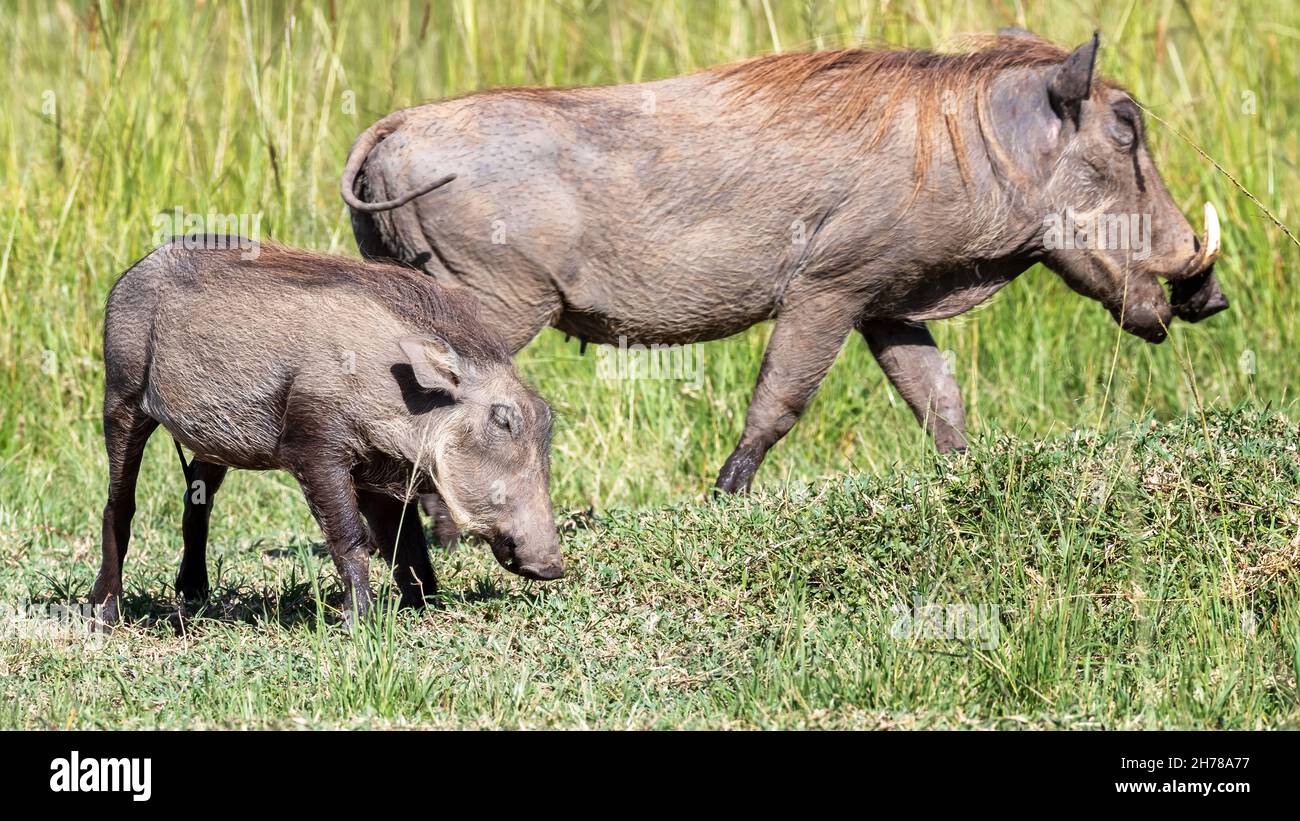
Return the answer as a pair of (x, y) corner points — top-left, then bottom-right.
(1202, 201), (1220, 267)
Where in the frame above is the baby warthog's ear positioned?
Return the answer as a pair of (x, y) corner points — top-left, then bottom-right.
(1048, 32), (1099, 125)
(399, 334), (462, 394)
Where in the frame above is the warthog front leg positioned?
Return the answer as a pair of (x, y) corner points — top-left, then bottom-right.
(715, 292), (858, 493)
(360, 491), (437, 608)
(420, 492), (461, 549)
(858, 318), (967, 453)
(294, 462), (373, 628)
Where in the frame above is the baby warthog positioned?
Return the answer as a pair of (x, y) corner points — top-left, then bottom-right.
(93, 238), (563, 627)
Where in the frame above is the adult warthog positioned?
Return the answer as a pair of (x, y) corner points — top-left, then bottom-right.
(343, 30), (1226, 494)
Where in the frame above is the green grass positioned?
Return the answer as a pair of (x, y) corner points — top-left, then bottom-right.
(4, 410), (1298, 728)
(1, 0), (1298, 728)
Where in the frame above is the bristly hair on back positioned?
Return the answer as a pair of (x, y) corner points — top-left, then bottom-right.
(712, 34), (1102, 192)
(176, 240), (513, 366)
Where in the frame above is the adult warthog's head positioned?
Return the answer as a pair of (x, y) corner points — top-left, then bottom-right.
(1001, 32), (1226, 342)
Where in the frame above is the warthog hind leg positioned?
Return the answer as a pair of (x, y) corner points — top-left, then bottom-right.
(177, 459), (229, 601)
(91, 400), (159, 626)
(361, 491), (438, 608)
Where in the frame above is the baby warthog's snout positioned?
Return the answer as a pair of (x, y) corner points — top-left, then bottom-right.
(520, 558), (566, 581)
(491, 533), (566, 581)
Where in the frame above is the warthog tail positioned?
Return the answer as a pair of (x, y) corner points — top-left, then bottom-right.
(172, 438), (191, 484)
(340, 112), (457, 212)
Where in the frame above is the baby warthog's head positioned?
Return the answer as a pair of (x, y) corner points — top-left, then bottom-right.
(1017, 33), (1226, 342)
(397, 334), (564, 581)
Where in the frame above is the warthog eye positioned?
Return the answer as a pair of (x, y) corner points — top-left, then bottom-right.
(1109, 103), (1140, 150)
(489, 403), (519, 436)
(1108, 119), (1135, 149)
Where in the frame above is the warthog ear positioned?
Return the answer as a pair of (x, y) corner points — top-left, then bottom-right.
(1048, 32), (1099, 125)
(399, 334), (462, 395)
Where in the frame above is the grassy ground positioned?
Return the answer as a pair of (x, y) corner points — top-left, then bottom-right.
(0, 0), (1297, 728)
(5, 410), (1298, 728)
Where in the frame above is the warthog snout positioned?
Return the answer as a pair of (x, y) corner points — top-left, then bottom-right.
(1112, 292), (1173, 344)
(1172, 268), (1229, 323)
(491, 533), (566, 580)
(1170, 203), (1229, 323)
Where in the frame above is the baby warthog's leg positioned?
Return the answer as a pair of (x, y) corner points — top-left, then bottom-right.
(359, 491), (437, 608)
(288, 458), (374, 628)
(177, 459), (229, 601)
(420, 492), (461, 549)
(91, 401), (159, 626)
(858, 318), (968, 453)
(715, 291), (859, 494)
